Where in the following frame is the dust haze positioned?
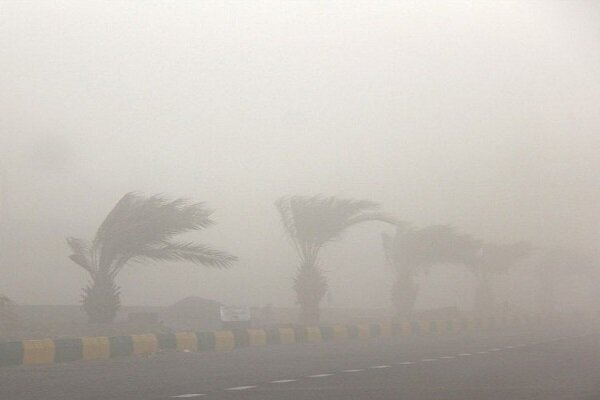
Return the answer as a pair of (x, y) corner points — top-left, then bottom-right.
(0, 1), (598, 315)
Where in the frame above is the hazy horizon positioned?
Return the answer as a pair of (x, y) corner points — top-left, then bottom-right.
(1, 1), (598, 311)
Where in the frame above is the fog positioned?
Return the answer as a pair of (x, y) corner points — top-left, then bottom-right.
(0, 1), (598, 313)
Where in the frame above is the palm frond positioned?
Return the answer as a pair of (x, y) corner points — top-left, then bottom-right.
(382, 224), (481, 276)
(344, 212), (400, 229)
(131, 241), (238, 269)
(276, 195), (398, 260)
(66, 237), (94, 274)
(91, 192), (216, 272)
(67, 192), (236, 279)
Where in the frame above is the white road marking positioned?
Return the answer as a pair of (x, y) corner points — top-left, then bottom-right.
(172, 339), (570, 399)
(225, 386), (257, 391)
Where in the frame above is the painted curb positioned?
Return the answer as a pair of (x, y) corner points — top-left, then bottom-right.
(0, 313), (541, 367)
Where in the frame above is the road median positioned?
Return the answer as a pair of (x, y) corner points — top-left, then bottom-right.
(0, 312), (542, 367)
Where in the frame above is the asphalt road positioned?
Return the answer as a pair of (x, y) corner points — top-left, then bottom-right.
(1, 325), (600, 400)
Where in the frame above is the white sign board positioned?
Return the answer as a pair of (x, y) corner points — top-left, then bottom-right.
(220, 306), (251, 322)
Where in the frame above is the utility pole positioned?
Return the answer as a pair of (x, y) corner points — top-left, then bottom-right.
(0, 163), (7, 267)
(0, 163), (6, 225)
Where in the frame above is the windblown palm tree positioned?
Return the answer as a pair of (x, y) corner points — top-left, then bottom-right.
(464, 241), (533, 314)
(0, 293), (12, 310)
(382, 225), (480, 319)
(276, 195), (398, 325)
(0, 293), (17, 330)
(67, 192), (237, 324)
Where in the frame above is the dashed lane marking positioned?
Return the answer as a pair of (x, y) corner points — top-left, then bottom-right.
(225, 386), (257, 391)
(171, 338), (574, 398)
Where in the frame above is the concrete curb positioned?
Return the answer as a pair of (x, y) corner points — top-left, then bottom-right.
(0, 313), (540, 367)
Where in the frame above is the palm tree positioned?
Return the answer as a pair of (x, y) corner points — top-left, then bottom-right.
(536, 248), (596, 314)
(382, 225), (480, 319)
(0, 294), (11, 307)
(0, 293), (16, 331)
(67, 192), (237, 324)
(465, 241), (533, 314)
(276, 195), (398, 325)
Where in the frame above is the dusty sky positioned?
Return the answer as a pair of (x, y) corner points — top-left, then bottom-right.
(0, 1), (598, 309)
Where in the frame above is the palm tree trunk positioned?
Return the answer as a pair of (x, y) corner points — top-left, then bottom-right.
(82, 272), (121, 324)
(294, 263), (327, 326)
(391, 272), (418, 319)
(299, 299), (321, 326)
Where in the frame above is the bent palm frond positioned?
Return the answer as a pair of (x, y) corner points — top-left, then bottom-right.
(344, 212), (400, 230)
(132, 241), (237, 269)
(276, 195), (398, 262)
(382, 224), (481, 275)
(66, 237), (94, 274)
(67, 192), (236, 276)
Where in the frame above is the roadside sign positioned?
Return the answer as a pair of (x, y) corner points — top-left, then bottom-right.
(220, 306), (251, 322)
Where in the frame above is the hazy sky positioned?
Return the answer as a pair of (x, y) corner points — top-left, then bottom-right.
(1, 1), (598, 308)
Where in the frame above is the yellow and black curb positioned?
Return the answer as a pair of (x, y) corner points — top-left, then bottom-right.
(0, 313), (539, 367)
